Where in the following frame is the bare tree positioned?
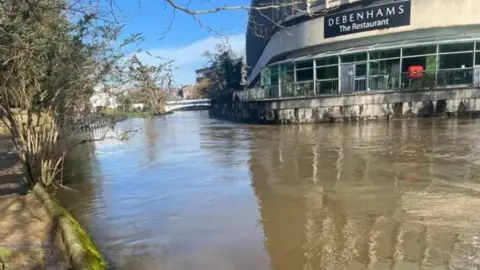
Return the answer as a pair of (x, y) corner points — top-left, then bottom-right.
(0, 0), (132, 187)
(158, 0), (333, 38)
(128, 55), (175, 115)
(0, 0), (331, 188)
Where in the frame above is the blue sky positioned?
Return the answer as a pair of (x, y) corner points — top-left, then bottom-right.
(111, 0), (250, 86)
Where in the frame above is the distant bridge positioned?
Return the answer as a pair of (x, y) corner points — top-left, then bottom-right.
(165, 99), (211, 112)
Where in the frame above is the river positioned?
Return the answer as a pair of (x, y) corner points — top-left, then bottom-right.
(56, 111), (480, 269)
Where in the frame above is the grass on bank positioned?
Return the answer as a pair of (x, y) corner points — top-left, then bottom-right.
(33, 185), (107, 270)
(99, 108), (151, 118)
(54, 196), (106, 270)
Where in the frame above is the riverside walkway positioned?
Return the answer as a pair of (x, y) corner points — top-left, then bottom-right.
(0, 138), (68, 269)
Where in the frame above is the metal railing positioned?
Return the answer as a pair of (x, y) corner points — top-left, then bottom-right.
(280, 81), (315, 97)
(369, 69), (476, 91)
(317, 79), (339, 95)
(355, 78), (367, 92)
(235, 68), (480, 102)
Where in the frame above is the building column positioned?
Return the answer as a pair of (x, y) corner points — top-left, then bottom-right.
(366, 51), (370, 91)
(474, 41), (477, 84)
(278, 65), (281, 97)
(294, 62), (298, 97)
(399, 48), (403, 89)
(338, 55), (342, 94)
(313, 59), (317, 95)
(435, 44), (440, 86)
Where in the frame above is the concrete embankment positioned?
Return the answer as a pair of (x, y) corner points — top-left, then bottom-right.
(210, 88), (480, 124)
(33, 185), (106, 270)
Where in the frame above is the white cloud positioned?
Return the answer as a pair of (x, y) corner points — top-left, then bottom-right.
(132, 34), (245, 86)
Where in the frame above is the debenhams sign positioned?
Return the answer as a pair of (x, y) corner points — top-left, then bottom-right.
(324, 1), (411, 38)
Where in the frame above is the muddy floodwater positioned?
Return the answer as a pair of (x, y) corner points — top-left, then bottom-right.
(56, 111), (480, 269)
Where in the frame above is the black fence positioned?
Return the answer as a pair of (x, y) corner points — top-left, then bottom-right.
(58, 114), (127, 148)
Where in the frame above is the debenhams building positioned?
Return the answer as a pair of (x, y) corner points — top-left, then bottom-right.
(246, 0), (480, 95)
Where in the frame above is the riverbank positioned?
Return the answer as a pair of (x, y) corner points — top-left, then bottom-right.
(0, 137), (105, 269)
(99, 110), (174, 118)
(101, 111), (150, 118)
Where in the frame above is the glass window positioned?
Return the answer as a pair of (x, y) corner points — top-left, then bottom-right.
(403, 45), (436, 56)
(402, 56), (426, 72)
(279, 0), (292, 17)
(439, 53), (473, 69)
(341, 53), (367, 63)
(271, 5), (277, 21)
(270, 66), (279, 85)
(260, 68), (271, 86)
(296, 68), (313, 82)
(280, 70), (294, 84)
(296, 61), (313, 69)
(370, 49), (400, 60)
(476, 42), (480, 51)
(279, 63), (294, 72)
(439, 42), (474, 53)
(279, 63), (294, 85)
(293, 1), (307, 15)
(317, 80), (338, 95)
(316, 66), (338, 80)
(370, 61), (380, 76)
(437, 69), (473, 86)
(310, 0), (326, 7)
(370, 59), (401, 79)
(355, 64), (367, 77)
(425, 55), (437, 72)
(295, 60), (314, 82)
(355, 79), (367, 92)
(316, 57), (338, 67)
(476, 52), (480, 65)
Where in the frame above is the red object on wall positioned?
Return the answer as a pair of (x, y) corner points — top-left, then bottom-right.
(408, 65), (424, 79)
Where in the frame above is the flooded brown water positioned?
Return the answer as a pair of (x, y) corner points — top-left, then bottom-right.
(56, 111), (480, 269)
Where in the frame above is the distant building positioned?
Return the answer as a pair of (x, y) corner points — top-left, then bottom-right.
(181, 85), (195, 99)
(195, 67), (214, 83)
(247, 0), (480, 92)
(131, 103), (145, 111)
(90, 89), (118, 112)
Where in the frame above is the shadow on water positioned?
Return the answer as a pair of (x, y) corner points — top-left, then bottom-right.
(55, 112), (480, 269)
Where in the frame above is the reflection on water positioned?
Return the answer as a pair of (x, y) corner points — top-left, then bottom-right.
(56, 111), (480, 269)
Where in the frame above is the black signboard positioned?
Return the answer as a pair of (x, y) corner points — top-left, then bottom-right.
(324, 1), (411, 38)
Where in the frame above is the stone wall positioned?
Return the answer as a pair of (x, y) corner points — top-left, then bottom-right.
(210, 88), (480, 124)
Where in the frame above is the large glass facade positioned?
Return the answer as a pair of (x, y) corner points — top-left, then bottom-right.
(316, 57), (338, 94)
(279, 63), (295, 97)
(260, 40), (480, 96)
(295, 61), (314, 96)
(370, 49), (401, 90)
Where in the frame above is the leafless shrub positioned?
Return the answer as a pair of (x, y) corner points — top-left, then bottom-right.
(0, 0), (132, 187)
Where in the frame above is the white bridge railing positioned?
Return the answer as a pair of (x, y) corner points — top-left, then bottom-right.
(165, 99), (210, 112)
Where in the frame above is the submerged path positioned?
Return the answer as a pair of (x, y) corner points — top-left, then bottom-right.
(0, 138), (68, 269)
